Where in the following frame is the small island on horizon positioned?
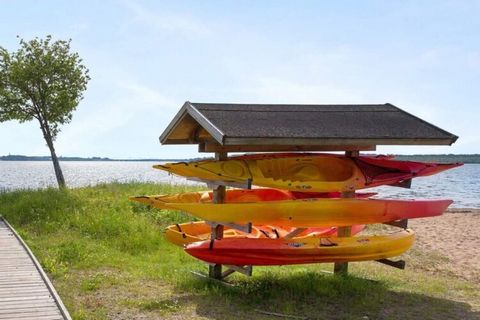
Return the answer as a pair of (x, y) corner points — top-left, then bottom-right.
(2, 154), (480, 163)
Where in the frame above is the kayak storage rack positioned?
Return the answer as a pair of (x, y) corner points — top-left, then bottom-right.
(154, 102), (459, 281)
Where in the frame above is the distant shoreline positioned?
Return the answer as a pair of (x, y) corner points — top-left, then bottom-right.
(1, 154), (480, 163)
(0, 155), (187, 162)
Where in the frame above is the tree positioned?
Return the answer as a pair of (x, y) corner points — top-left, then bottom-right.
(0, 36), (90, 188)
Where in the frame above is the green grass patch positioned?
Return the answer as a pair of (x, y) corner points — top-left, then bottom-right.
(0, 182), (479, 320)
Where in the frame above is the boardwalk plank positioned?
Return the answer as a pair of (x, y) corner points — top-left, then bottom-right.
(0, 306), (61, 314)
(0, 291), (53, 299)
(0, 218), (71, 319)
(0, 296), (54, 302)
(0, 314), (63, 320)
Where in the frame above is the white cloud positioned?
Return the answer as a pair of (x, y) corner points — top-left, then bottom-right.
(118, 81), (177, 109)
(122, 0), (211, 37)
(55, 79), (178, 155)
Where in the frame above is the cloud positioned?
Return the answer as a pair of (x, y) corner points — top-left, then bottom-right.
(55, 78), (178, 155)
(122, 0), (211, 37)
(117, 81), (177, 111)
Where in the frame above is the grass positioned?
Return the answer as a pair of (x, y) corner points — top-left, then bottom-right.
(0, 182), (479, 320)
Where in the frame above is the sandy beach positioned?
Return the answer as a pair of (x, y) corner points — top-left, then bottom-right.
(409, 208), (480, 281)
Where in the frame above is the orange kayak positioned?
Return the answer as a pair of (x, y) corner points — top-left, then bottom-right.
(130, 188), (376, 210)
(185, 229), (415, 266)
(165, 221), (366, 246)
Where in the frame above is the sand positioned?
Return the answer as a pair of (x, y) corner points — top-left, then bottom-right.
(408, 208), (480, 281)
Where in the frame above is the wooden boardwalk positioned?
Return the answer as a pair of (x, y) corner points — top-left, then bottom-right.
(0, 218), (71, 320)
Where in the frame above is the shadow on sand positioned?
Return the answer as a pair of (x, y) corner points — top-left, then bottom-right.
(170, 271), (479, 320)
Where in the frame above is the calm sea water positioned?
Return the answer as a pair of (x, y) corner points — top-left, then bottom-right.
(0, 161), (478, 208)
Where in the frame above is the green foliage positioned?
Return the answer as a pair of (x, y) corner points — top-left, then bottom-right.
(0, 35), (90, 187)
(0, 187), (80, 230)
(0, 35), (89, 139)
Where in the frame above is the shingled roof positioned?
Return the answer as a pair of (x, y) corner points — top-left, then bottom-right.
(160, 102), (458, 152)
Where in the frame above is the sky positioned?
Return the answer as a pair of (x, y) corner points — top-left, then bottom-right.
(0, 0), (479, 159)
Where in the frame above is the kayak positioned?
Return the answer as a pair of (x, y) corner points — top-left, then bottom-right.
(185, 229), (415, 266)
(148, 198), (452, 228)
(154, 153), (461, 192)
(165, 221), (366, 246)
(130, 188), (376, 210)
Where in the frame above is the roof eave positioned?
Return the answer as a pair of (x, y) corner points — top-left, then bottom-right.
(186, 102), (225, 144)
(223, 137), (457, 146)
(386, 103), (459, 144)
(159, 101), (225, 145)
(159, 102), (190, 144)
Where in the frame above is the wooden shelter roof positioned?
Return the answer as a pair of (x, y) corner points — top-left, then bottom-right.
(160, 102), (458, 152)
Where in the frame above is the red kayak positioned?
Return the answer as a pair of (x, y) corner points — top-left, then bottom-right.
(234, 152), (463, 188)
(185, 229), (415, 266)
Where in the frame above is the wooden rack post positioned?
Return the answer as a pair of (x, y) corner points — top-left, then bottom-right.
(208, 151), (227, 279)
(334, 150), (359, 276)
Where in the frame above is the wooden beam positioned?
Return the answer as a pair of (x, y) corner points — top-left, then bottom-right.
(208, 264), (222, 279)
(208, 151), (227, 280)
(224, 265), (253, 277)
(334, 150), (359, 276)
(199, 143), (376, 153)
(224, 137), (455, 146)
(389, 179), (412, 189)
(345, 150), (360, 158)
(376, 259), (406, 269)
(333, 223), (352, 275)
(191, 271), (235, 287)
(207, 221), (252, 234)
(384, 219), (409, 229)
(187, 103), (225, 144)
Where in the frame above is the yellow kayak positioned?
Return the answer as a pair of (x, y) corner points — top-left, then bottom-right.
(185, 229), (415, 266)
(142, 197), (452, 228)
(165, 221), (366, 246)
(154, 153), (461, 192)
(155, 153), (364, 192)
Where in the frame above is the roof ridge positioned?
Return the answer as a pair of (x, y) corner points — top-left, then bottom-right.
(191, 102), (389, 107)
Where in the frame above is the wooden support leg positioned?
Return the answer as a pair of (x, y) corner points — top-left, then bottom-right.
(211, 224), (224, 240)
(209, 264), (223, 279)
(199, 151), (255, 281)
(334, 226), (352, 275)
(334, 190), (355, 275)
(208, 151), (227, 280)
(334, 150), (359, 276)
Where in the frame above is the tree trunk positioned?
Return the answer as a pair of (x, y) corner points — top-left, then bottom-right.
(37, 115), (66, 189)
(45, 136), (66, 188)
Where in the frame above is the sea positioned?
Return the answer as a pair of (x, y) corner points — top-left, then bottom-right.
(0, 161), (478, 208)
